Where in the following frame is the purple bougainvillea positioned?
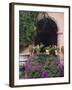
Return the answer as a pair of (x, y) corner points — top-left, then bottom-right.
(23, 55), (34, 72)
(20, 53), (64, 78)
(41, 70), (48, 78)
(23, 63), (30, 72)
(31, 64), (42, 72)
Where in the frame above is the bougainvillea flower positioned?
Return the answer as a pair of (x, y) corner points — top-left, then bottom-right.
(41, 70), (48, 78)
(24, 63), (30, 72)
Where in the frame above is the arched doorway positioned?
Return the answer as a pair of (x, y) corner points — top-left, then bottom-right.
(34, 14), (58, 49)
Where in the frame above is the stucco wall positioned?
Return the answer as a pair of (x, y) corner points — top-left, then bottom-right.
(48, 12), (64, 48)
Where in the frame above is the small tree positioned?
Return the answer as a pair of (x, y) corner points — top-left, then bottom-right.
(19, 11), (39, 49)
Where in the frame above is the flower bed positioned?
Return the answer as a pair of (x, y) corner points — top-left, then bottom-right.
(19, 53), (64, 79)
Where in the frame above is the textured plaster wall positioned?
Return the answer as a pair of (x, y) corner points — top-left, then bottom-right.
(48, 13), (64, 47)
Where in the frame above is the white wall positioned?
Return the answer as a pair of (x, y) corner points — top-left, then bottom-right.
(0, 0), (72, 90)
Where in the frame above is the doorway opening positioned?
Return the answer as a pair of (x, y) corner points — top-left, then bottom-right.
(34, 15), (58, 52)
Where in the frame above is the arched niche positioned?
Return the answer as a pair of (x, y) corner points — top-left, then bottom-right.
(34, 13), (58, 48)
